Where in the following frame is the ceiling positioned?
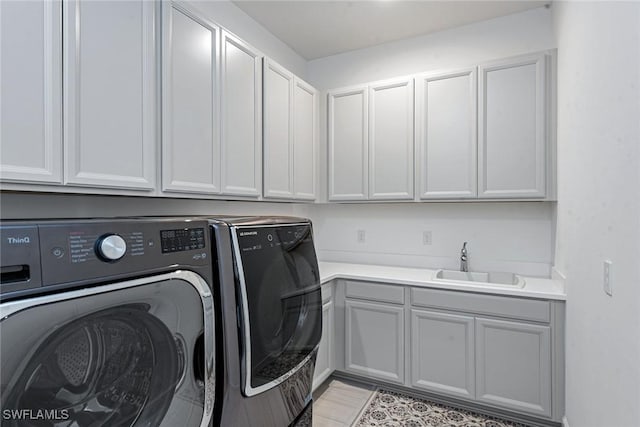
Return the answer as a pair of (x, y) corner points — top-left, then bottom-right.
(232, 0), (548, 60)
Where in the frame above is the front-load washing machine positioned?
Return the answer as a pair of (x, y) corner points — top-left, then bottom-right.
(207, 216), (322, 427)
(0, 218), (217, 427)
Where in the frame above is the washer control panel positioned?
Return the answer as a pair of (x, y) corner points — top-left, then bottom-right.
(0, 219), (212, 295)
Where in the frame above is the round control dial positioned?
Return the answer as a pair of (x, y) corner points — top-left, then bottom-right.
(96, 234), (127, 261)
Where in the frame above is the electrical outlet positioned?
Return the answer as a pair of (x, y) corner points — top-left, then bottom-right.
(423, 231), (432, 245)
(357, 230), (366, 243)
(603, 260), (613, 296)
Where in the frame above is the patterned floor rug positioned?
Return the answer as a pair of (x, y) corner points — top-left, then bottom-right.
(353, 389), (531, 427)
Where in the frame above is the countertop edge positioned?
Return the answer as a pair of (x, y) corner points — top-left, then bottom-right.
(318, 262), (566, 301)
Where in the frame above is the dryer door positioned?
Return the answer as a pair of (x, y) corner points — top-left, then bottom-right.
(0, 271), (214, 427)
(233, 222), (322, 397)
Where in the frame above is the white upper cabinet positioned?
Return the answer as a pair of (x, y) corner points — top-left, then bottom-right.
(368, 78), (414, 200)
(416, 69), (477, 199)
(0, 0), (62, 184)
(328, 79), (414, 202)
(64, 0), (156, 190)
(263, 59), (294, 199)
(263, 58), (318, 201)
(162, 2), (220, 194)
(478, 53), (547, 198)
(220, 31), (262, 197)
(292, 79), (317, 200)
(328, 86), (369, 201)
(327, 50), (553, 203)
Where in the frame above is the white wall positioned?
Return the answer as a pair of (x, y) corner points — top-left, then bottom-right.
(309, 6), (556, 203)
(552, 2), (640, 426)
(304, 202), (554, 277)
(301, 7), (557, 278)
(189, 0), (307, 77)
(307, 6), (555, 90)
(1, 6), (559, 279)
(0, 192), (300, 219)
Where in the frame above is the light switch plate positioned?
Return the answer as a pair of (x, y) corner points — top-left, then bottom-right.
(604, 260), (613, 296)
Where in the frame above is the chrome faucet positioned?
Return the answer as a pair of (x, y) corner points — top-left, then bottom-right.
(460, 242), (468, 272)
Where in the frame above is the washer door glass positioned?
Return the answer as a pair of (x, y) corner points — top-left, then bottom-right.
(0, 277), (209, 427)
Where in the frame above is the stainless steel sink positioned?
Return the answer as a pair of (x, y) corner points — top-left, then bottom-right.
(433, 269), (525, 288)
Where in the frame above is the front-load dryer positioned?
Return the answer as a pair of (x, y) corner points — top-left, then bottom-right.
(207, 216), (322, 427)
(0, 218), (217, 427)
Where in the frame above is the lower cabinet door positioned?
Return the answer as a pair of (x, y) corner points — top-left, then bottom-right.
(411, 309), (475, 399)
(345, 300), (404, 384)
(313, 300), (334, 389)
(475, 317), (552, 417)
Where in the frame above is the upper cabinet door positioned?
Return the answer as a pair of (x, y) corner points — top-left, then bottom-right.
(0, 0), (62, 184)
(162, 2), (220, 194)
(328, 86), (368, 201)
(64, 0), (156, 190)
(293, 78), (317, 200)
(220, 31), (262, 197)
(417, 69), (477, 199)
(478, 53), (547, 198)
(368, 78), (414, 200)
(263, 58), (294, 199)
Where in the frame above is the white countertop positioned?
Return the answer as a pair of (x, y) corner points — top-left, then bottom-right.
(318, 261), (566, 301)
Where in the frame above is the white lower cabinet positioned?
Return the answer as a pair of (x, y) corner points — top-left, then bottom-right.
(475, 317), (552, 417)
(345, 299), (404, 384)
(313, 299), (334, 390)
(337, 280), (563, 422)
(411, 309), (475, 399)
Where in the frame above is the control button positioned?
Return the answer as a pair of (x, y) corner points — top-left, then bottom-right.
(51, 247), (65, 258)
(96, 234), (127, 261)
(267, 234), (273, 242)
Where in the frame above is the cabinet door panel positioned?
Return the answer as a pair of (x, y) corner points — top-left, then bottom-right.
(263, 59), (293, 199)
(345, 300), (404, 384)
(64, 0), (155, 190)
(162, 3), (219, 194)
(293, 79), (317, 200)
(313, 300), (334, 390)
(369, 79), (414, 200)
(411, 309), (475, 399)
(328, 87), (368, 201)
(417, 69), (476, 199)
(0, 0), (62, 184)
(476, 317), (552, 417)
(220, 32), (261, 197)
(479, 54), (546, 198)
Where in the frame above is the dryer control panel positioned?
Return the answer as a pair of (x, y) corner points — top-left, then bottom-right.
(0, 218), (212, 299)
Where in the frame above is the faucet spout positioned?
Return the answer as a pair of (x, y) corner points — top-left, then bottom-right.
(460, 242), (468, 272)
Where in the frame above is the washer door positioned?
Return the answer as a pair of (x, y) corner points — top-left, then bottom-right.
(0, 271), (214, 427)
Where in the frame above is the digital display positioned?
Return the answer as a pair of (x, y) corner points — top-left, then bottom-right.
(160, 228), (205, 254)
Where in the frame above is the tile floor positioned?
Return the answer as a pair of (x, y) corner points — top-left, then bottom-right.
(312, 378), (376, 426)
(312, 378), (532, 427)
